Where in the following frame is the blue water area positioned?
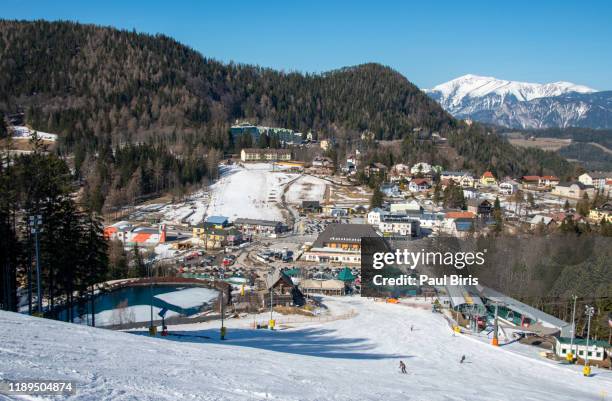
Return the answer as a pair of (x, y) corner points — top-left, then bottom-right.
(59, 285), (215, 323)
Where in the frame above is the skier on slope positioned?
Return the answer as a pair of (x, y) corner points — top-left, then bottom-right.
(410, 324), (413, 332)
(399, 360), (407, 374)
(460, 355), (466, 364)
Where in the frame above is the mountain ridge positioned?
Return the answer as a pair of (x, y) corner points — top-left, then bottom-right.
(427, 74), (611, 129)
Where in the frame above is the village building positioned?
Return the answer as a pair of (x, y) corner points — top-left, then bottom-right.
(389, 163), (411, 182)
(367, 208), (387, 225)
(479, 286), (572, 337)
(499, 179), (519, 195)
(410, 162), (433, 176)
(462, 188), (479, 199)
(380, 183), (401, 197)
(104, 223), (167, 247)
(479, 171), (497, 186)
(364, 162), (388, 178)
(300, 200), (322, 214)
(233, 218), (285, 236)
(240, 148), (291, 162)
(262, 270), (305, 307)
(588, 203), (612, 223)
(578, 172), (611, 190)
(203, 215), (229, 228)
(389, 200), (423, 213)
(442, 211), (476, 236)
(452, 218), (475, 237)
(319, 138), (334, 151)
(467, 199), (493, 220)
(408, 178), (431, 192)
(378, 215), (421, 237)
(551, 182), (596, 200)
(343, 153), (360, 174)
(302, 224), (379, 264)
(192, 226), (242, 249)
(529, 215), (553, 229)
(540, 175), (560, 188)
(418, 211), (445, 230)
(440, 171), (475, 188)
(309, 156), (334, 175)
(554, 338), (609, 362)
(521, 175), (559, 190)
(311, 156), (333, 167)
(300, 279), (346, 296)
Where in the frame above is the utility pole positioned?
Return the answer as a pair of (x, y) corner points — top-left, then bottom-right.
(29, 215), (43, 315)
(568, 295), (577, 362)
(583, 305), (595, 377)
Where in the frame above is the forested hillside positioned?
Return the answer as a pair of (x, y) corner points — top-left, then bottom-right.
(0, 20), (577, 211)
(0, 20), (453, 144)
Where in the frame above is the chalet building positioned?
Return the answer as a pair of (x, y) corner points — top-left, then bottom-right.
(233, 218), (285, 236)
(467, 199), (493, 219)
(240, 148), (291, 162)
(303, 224), (379, 264)
(479, 171), (497, 186)
(262, 270), (305, 307)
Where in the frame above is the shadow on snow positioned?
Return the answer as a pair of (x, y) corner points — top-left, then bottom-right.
(128, 327), (410, 360)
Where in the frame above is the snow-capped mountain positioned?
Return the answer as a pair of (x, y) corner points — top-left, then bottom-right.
(426, 74), (612, 129)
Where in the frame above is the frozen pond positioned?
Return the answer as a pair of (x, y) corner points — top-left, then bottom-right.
(59, 285), (219, 326)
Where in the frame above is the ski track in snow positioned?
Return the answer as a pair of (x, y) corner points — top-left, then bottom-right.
(1, 297), (611, 400)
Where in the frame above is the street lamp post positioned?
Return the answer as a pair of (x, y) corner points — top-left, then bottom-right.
(567, 295), (577, 362)
(28, 215), (43, 315)
(148, 261), (156, 336)
(583, 305), (595, 377)
(269, 287), (275, 330)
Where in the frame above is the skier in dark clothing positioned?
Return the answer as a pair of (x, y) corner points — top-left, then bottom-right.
(399, 360), (407, 374)
(460, 355), (466, 364)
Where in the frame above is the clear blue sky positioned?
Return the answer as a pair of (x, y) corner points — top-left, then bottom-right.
(3, 0), (612, 90)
